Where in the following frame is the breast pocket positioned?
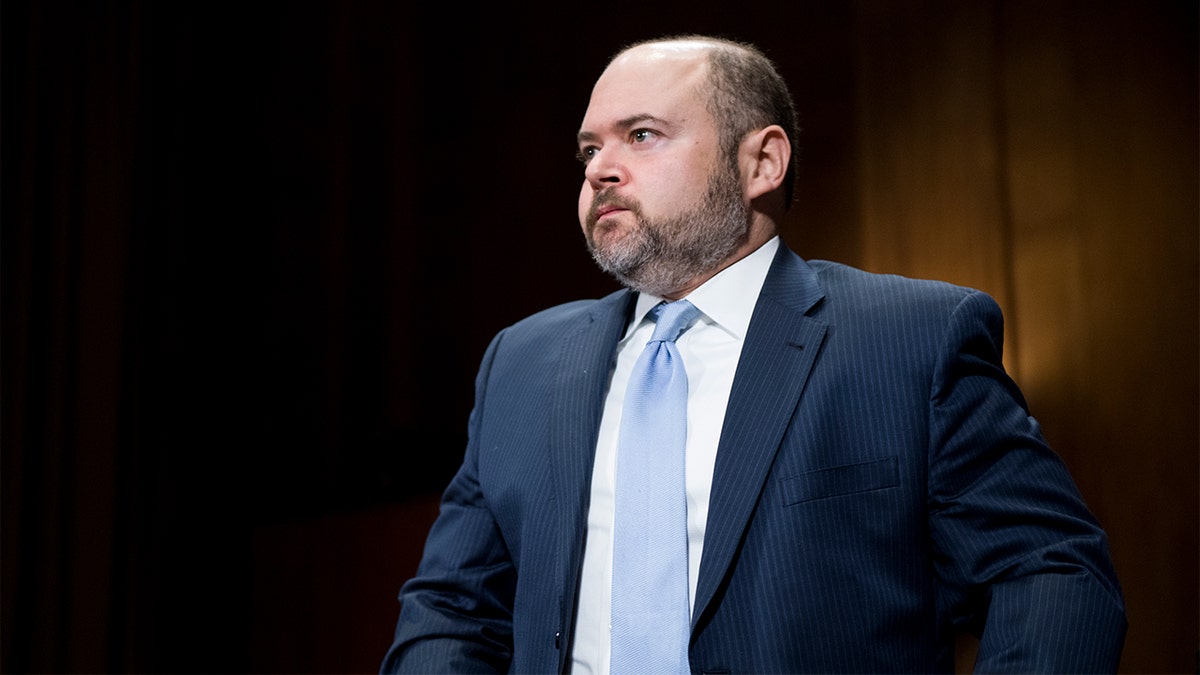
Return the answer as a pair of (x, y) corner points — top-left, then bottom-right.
(779, 456), (899, 506)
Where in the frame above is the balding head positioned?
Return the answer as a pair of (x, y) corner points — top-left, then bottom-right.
(606, 35), (800, 209)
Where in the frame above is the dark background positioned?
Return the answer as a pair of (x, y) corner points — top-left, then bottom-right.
(4, 1), (1197, 673)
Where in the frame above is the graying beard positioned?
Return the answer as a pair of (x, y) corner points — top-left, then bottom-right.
(601, 194), (747, 297)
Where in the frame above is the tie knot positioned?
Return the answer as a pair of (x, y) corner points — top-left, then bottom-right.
(648, 300), (701, 344)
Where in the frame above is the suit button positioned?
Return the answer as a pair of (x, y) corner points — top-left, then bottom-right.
(555, 631), (561, 649)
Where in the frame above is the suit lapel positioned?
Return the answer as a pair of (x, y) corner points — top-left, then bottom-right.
(692, 246), (828, 626)
(549, 290), (634, 516)
(547, 288), (635, 659)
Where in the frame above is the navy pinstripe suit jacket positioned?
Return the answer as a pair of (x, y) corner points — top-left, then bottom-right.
(382, 244), (1126, 674)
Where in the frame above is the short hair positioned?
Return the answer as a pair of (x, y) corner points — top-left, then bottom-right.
(611, 35), (801, 208)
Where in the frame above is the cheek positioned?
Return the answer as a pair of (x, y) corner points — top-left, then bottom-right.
(578, 182), (593, 229)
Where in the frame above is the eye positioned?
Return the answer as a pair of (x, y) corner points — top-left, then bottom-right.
(632, 129), (656, 143)
(576, 145), (598, 165)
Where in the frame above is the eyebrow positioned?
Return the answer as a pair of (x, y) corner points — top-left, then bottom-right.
(577, 113), (673, 145)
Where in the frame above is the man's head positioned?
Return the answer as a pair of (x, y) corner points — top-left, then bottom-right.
(576, 35), (798, 299)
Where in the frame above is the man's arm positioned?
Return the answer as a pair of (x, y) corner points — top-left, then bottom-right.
(926, 290), (1126, 673)
(381, 333), (517, 674)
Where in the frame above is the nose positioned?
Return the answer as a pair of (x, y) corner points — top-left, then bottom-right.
(583, 146), (627, 190)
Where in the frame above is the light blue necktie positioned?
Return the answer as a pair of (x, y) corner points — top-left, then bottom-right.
(611, 299), (701, 675)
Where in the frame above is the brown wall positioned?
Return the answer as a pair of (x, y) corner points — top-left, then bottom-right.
(841, 4), (1198, 671)
(4, 1), (1195, 673)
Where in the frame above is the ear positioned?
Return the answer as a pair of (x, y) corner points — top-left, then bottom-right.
(741, 125), (790, 201)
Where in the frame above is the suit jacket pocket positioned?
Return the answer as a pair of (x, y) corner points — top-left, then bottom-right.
(779, 456), (899, 506)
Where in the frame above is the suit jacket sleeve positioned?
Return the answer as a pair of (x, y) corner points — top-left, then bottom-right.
(380, 330), (516, 674)
(926, 290), (1126, 672)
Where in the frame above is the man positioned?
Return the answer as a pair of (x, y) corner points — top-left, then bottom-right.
(381, 35), (1126, 673)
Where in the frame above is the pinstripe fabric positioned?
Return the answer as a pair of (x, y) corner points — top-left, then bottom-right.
(382, 244), (1125, 674)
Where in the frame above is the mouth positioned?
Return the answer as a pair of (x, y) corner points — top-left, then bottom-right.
(588, 191), (637, 230)
(588, 207), (629, 243)
(595, 205), (627, 220)
(585, 190), (640, 243)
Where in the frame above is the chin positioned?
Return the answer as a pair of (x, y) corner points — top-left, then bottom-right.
(589, 221), (633, 251)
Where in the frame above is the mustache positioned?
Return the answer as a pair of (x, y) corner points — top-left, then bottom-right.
(586, 190), (642, 230)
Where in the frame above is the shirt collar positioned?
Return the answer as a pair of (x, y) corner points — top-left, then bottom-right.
(625, 236), (779, 341)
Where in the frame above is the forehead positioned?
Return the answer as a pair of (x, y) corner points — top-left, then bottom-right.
(580, 44), (713, 134)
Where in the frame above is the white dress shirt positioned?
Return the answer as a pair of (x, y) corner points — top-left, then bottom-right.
(569, 236), (779, 675)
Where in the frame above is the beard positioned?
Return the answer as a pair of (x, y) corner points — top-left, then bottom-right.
(583, 157), (750, 298)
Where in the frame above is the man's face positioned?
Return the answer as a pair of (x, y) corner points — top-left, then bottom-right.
(576, 44), (749, 298)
